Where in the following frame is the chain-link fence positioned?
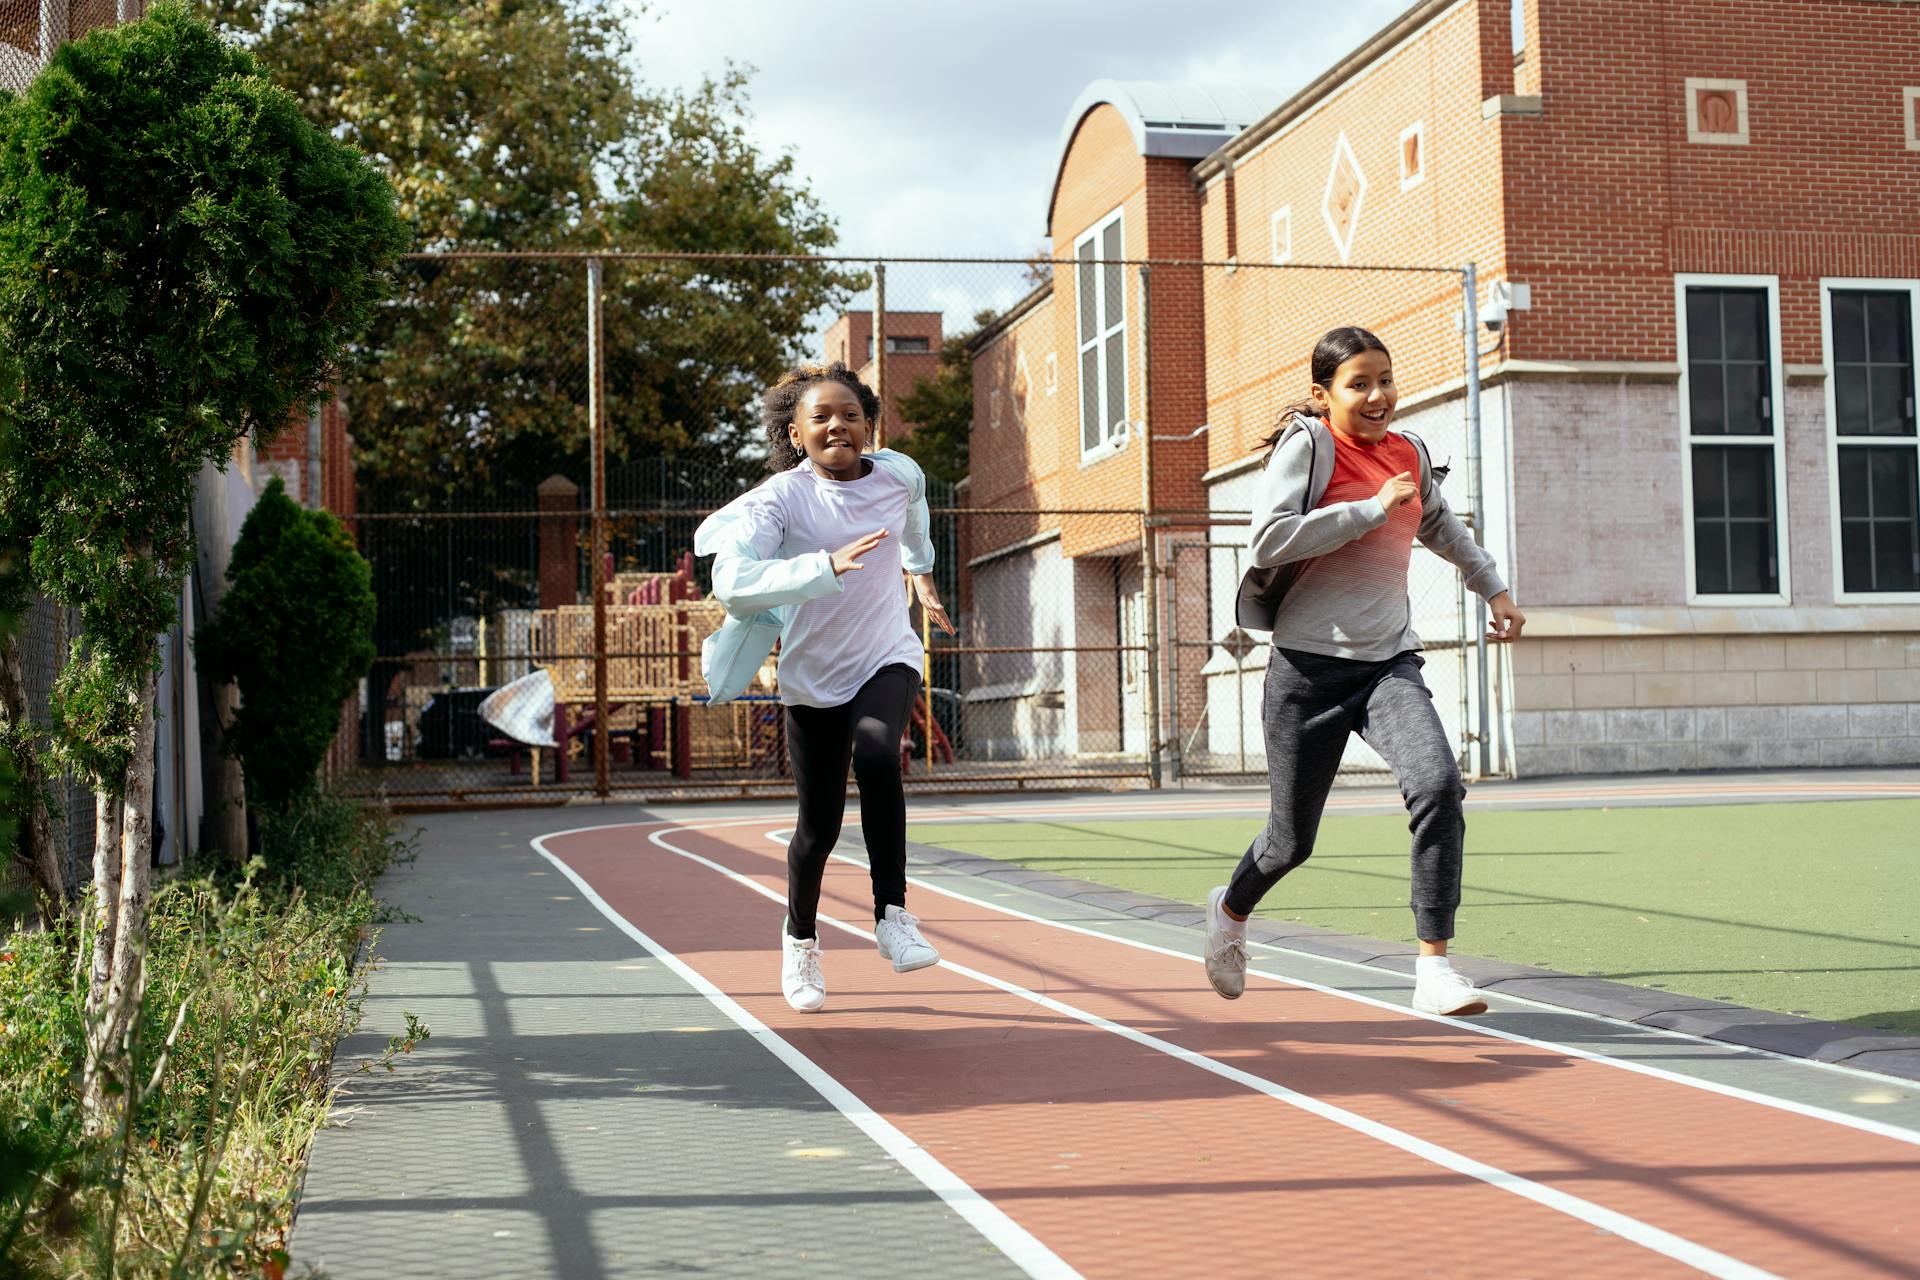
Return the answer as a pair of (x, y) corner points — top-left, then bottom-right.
(329, 251), (1496, 807)
(0, 1), (142, 93)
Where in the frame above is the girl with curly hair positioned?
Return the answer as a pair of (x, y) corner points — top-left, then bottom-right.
(696, 362), (954, 1013)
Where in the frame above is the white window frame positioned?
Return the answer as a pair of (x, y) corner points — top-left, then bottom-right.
(1270, 205), (1293, 264)
(1675, 273), (1792, 606)
(1820, 276), (1920, 604)
(1399, 121), (1426, 190)
(1044, 351), (1058, 396)
(1905, 87), (1920, 151)
(1073, 206), (1129, 465)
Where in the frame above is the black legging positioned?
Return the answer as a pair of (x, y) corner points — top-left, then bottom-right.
(783, 663), (921, 939)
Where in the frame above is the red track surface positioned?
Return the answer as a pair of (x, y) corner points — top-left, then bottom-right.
(541, 819), (1920, 1280)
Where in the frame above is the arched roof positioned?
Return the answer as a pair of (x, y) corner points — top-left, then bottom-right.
(1045, 80), (1277, 231)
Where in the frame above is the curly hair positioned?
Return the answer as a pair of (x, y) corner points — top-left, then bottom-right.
(760, 362), (884, 473)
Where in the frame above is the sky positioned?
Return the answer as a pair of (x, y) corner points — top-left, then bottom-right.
(626, 0), (1418, 261)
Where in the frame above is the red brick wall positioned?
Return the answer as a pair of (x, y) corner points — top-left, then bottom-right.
(1503, 0), (1920, 367)
(254, 393), (357, 515)
(1199, 0), (1509, 472)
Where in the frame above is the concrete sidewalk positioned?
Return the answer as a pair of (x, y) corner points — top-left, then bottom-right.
(289, 807), (1020, 1279)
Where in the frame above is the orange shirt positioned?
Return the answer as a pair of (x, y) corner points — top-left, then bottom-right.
(1316, 426), (1422, 590)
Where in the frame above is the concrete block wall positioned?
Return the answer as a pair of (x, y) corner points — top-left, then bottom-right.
(1510, 632), (1920, 775)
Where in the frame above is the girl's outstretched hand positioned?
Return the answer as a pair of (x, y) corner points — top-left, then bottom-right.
(1487, 591), (1526, 643)
(912, 573), (956, 635)
(831, 528), (889, 576)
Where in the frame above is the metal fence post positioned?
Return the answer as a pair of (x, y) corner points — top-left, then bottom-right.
(1138, 264), (1163, 788)
(1463, 262), (1491, 779)
(873, 261), (887, 450)
(588, 257), (610, 799)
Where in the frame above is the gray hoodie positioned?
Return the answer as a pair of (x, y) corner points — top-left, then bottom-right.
(1235, 414), (1506, 660)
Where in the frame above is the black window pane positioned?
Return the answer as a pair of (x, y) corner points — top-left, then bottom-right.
(1080, 346), (1099, 451)
(1687, 289), (1723, 359)
(1692, 447), (1727, 517)
(1867, 292), (1910, 364)
(1726, 522), (1776, 594)
(1690, 371), (1727, 435)
(1102, 221), (1123, 333)
(1728, 362), (1770, 435)
(1694, 520), (1730, 593)
(1724, 445), (1773, 518)
(1839, 447), (1870, 515)
(1836, 366), (1871, 436)
(1870, 366), (1912, 436)
(1722, 290), (1765, 361)
(1076, 243), (1095, 344)
(1870, 447), (1917, 517)
(1841, 520), (1874, 593)
(1874, 519), (1919, 592)
(1833, 291), (1866, 363)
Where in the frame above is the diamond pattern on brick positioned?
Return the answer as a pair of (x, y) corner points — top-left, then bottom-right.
(1321, 131), (1368, 264)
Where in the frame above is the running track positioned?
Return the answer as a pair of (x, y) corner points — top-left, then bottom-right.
(537, 813), (1920, 1279)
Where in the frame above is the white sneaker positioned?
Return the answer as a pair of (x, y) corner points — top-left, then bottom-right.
(781, 928), (826, 1013)
(874, 905), (940, 973)
(1412, 958), (1488, 1016)
(1204, 886), (1248, 1000)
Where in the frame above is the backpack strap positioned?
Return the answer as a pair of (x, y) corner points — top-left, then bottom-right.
(1400, 428), (1437, 499)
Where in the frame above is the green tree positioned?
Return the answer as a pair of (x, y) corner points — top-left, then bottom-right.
(196, 478), (376, 815)
(0, 3), (406, 1120)
(894, 316), (990, 488)
(202, 0), (866, 510)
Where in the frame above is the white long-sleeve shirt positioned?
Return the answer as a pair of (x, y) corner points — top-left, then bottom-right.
(702, 455), (931, 708)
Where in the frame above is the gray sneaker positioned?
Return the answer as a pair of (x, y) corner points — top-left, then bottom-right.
(1204, 886), (1248, 999)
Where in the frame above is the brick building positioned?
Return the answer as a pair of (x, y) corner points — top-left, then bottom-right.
(253, 392), (358, 517)
(970, 0), (1920, 777)
(822, 309), (944, 442)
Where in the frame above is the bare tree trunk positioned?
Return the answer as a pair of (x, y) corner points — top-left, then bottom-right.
(81, 671), (157, 1126)
(0, 631), (63, 925)
(81, 784), (125, 1122)
(208, 680), (247, 862)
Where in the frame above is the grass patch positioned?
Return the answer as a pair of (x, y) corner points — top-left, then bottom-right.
(909, 799), (1920, 1034)
(0, 791), (423, 1277)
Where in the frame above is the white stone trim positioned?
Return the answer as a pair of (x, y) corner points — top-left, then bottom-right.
(1399, 120), (1427, 190)
(1904, 87), (1920, 151)
(1818, 276), (1920, 604)
(1270, 204), (1293, 265)
(1320, 131), (1368, 265)
(1684, 77), (1749, 146)
(1518, 604), (1920, 637)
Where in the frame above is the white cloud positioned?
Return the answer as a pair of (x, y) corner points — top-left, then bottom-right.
(629, 0), (1413, 258)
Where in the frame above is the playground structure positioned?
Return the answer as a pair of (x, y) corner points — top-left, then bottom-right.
(498, 563), (953, 788)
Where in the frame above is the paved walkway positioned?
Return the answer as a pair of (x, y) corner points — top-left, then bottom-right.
(290, 773), (1920, 1278)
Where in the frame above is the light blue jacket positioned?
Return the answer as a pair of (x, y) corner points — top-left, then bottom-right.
(693, 450), (935, 703)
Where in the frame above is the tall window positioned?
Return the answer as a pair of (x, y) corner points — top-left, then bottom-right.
(1075, 209), (1127, 458)
(1829, 284), (1920, 595)
(1681, 281), (1785, 599)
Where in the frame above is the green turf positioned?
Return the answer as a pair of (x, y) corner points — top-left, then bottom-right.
(908, 800), (1920, 1034)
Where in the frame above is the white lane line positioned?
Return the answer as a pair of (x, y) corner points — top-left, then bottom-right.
(633, 826), (1779, 1280)
(529, 832), (1082, 1280)
(547, 816), (1920, 1141)
(807, 840), (1920, 1149)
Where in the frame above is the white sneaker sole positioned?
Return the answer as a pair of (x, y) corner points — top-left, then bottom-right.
(878, 943), (940, 974)
(1204, 886), (1246, 1000)
(1413, 992), (1488, 1017)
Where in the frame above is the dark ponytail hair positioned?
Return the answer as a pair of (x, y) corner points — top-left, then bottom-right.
(1260, 325), (1392, 451)
(760, 361), (883, 473)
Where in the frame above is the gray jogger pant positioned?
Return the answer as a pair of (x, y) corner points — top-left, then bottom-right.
(1223, 647), (1466, 939)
